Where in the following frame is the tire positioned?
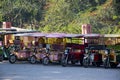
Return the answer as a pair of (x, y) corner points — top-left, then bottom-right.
(96, 62), (101, 67)
(103, 57), (110, 68)
(80, 60), (83, 66)
(42, 57), (49, 65)
(9, 54), (17, 64)
(0, 55), (3, 62)
(30, 56), (36, 64)
(110, 62), (118, 68)
(92, 62), (96, 66)
(61, 58), (67, 67)
(71, 60), (75, 65)
(83, 58), (89, 68)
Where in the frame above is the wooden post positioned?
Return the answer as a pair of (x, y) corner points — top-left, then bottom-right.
(2, 22), (12, 45)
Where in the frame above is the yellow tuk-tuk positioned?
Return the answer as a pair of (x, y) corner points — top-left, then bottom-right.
(104, 34), (120, 68)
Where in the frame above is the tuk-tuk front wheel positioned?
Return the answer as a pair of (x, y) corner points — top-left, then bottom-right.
(71, 60), (75, 65)
(30, 56), (36, 64)
(9, 54), (17, 64)
(95, 62), (101, 67)
(80, 60), (83, 66)
(42, 57), (49, 65)
(83, 58), (89, 68)
(61, 58), (67, 67)
(0, 55), (3, 62)
(103, 57), (110, 68)
(110, 62), (118, 68)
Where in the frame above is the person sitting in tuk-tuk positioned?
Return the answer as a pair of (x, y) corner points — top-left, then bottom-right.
(13, 36), (21, 51)
(32, 37), (39, 53)
(34, 37), (39, 47)
(20, 40), (24, 50)
(38, 37), (45, 48)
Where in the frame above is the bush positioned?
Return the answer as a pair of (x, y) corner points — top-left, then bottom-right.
(107, 45), (120, 50)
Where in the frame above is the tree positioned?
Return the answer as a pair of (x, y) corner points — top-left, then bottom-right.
(0, 0), (45, 28)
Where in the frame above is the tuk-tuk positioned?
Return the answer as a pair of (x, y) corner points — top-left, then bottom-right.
(103, 34), (120, 68)
(0, 28), (36, 60)
(42, 33), (65, 65)
(0, 30), (15, 60)
(28, 33), (47, 64)
(61, 34), (85, 67)
(8, 32), (36, 64)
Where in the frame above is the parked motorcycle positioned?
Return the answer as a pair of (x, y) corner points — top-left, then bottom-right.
(83, 48), (90, 67)
(103, 49), (110, 68)
(61, 47), (70, 67)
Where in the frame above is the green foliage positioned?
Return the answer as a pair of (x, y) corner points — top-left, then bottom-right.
(0, 0), (45, 28)
(0, 14), (2, 22)
(0, 0), (120, 34)
(107, 45), (120, 50)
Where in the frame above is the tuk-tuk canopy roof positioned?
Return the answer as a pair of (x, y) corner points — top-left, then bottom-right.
(84, 34), (103, 38)
(31, 33), (47, 37)
(104, 34), (120, 38)
(45, 33), (66, 38)
(14, 33), (32, 36)
(14, 33), (84, 38)
(14, 32), (46, 37)
(0, 30), (37, 35)
(13, 33), (120, 39)
(65, 34), (84, 38)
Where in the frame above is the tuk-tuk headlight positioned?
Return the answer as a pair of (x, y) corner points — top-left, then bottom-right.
(105, 50), (108, 54)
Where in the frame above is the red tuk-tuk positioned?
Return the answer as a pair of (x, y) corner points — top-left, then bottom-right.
(61, 34), (85, 66)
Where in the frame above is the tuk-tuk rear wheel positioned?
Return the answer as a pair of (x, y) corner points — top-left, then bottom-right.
(9, 54), (17, 64)
(42, 57), (49, 65)
(110, 62), (118, 68)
